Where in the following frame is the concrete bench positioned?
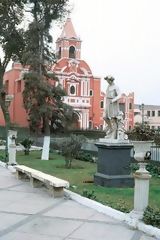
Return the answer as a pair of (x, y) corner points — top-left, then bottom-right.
(15, 165), (69, 197)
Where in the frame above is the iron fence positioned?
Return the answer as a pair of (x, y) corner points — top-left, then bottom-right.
(150, 144), (160, 162)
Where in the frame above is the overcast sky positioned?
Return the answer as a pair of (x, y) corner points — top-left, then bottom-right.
(54, 0), (160, 105)
(3, 0), (160, 105)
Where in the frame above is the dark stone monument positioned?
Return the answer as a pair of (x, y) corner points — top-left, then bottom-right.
(95, 76), (134, 187)
(94, 142), (134, 187)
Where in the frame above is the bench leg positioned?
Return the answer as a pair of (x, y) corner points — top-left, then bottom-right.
(30, 177), (43, 188)
(47, 186), (64, 198)
(16, 171), (27, 180)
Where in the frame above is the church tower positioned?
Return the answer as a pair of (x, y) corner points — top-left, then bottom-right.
(56, 18), (81, 59)
(52, 18), (104, 130)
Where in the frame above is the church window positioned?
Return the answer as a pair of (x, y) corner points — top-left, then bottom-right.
(58, 47), (61, 59)
(90, 90), (93, 96)
(70, 85), (75, 95)
(89, 121), (93, 129)
(129, 103), (132, 110)
(69, 46), (76, 58)
(147, 111), (150, 117)
(100, 101), (104, 108)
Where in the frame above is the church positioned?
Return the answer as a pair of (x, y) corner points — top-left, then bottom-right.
(0, 18), (134, 130)
(51, 18), (105, 129)
(0, 18), (105, 130)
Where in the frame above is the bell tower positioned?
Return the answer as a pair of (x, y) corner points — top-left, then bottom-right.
(56, 18), (81, 59)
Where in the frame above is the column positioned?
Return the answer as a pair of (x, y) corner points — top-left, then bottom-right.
(130, 162), (151, 219)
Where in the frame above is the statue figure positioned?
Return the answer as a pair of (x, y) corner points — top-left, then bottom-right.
(117, 111), (128, 140)
(103, 76), (121, 139)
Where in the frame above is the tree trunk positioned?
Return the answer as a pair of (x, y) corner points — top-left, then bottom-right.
(0, 66), (11, 162)
(0, 96), (11, 162)
(0, 62), (10, 162)
(41, 116), (50, 160)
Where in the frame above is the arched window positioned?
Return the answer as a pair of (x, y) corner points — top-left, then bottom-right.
(70, 85), (75, 94)
(89, 121), (93, 129)
(58, 47), (61, 59)
(100, 101), (104, 108)
(90, 90), (93, 96)
(129, 102), (132, 110)
(69, 46), (76, 58)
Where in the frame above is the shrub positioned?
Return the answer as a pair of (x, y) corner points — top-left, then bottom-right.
(0, 154), (5, 162)
(130, 163), (139, 172)
(143, 206), (160, 228)
(146, 163), (160, 177)
(127, 123), (155, 141)
(82, 189), (96, 200)
(76, 151), (93, 162)
(20, 138), (34, 155)
(59, 134), (86, 168)
(0, 139), (5, 146)
(130, 162), (160, 177)
(110, 199), (130, 213)
(154, 133), (160, 146)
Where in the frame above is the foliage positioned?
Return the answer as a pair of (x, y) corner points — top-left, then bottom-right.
(20, 138), (34, 155)
(130, 162), (139, 172)
(0, 154), (5, 162)
(0, 139), (5, 146)
(76, 151), (93, 162)
(130, 162), (160, 177)
(0, 0), (25, 60)
(143, 206), (160, 228)
(82, 189), (96, 200)
(146, 163), (160, 177)
(108, 199), (130, 213)
(127, 123), (155, 141)
(50, 102), (78, 133)
(60, 134), (86, 168)
(22, 0), (70, 135)
(154, 133), (160, 146)
(0, 0), (26, 128)
(23, 73), (66, 133)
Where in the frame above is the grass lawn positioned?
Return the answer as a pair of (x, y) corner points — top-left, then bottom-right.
(1, 150), (160, 212)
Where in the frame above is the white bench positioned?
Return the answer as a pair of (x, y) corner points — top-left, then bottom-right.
(15, 165), (69, 198)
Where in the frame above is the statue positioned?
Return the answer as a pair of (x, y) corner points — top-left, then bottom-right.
(103, 76), (122, 139)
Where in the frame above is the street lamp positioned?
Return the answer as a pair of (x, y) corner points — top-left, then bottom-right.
(139, 103), (145, 128)
(5, 94), (14, 163)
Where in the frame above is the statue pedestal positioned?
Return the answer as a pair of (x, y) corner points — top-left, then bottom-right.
(94, 140), (134, 187)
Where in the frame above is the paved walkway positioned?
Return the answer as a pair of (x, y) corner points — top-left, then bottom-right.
(0, 166), (158, 240)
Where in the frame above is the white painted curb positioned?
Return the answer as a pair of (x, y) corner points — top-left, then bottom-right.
(64, 189), (160, 239)
(64, 189), (125, 221)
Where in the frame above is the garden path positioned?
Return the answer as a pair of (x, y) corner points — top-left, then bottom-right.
(0, 166), (158, 240)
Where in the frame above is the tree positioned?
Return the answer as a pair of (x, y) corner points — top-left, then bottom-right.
(51, 103), (79, 133)
(22, 0), (70, 160)
(0, 0), (26, 160)
(20, 138), (34, 155)
(60, 134), (86, 168)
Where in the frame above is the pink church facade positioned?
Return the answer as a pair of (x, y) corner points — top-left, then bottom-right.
(52, 18), (105, 129)
(0, 18), (134, 130)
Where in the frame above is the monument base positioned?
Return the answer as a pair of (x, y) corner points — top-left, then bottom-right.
(94, 172), (134, 188)
(94, 141), (134, 188)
